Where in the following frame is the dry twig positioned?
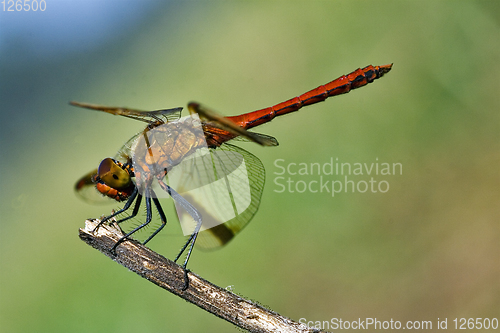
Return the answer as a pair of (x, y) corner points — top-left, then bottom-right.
(79, 220), (325, 333)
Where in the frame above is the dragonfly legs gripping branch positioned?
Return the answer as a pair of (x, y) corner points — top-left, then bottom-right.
(92, 174), (204, 269)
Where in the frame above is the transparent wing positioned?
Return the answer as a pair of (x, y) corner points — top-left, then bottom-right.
(228, 132), (279, 146)
(189, 102), (278, 147)
(74, 168), (113, 204)
(70, 101), (183, 124)
(197, 144), (265, 249)
(165, 143), (265, 250)
(71, 101), (184, 168)
(113, 131), (144, 164)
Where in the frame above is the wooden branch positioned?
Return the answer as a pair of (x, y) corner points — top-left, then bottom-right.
(79, 220), (325, 333)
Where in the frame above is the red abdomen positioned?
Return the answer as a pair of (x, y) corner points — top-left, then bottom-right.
(227, 64), (392, 130)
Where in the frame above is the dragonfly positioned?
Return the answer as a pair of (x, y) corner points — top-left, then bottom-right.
(73, 64), (392, 268)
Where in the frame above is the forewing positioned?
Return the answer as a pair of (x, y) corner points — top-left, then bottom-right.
(70, 101), (183, 124)
(113, 131), (143, 164)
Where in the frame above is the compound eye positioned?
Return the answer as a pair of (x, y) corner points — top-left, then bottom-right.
(97, 158), (131, 190)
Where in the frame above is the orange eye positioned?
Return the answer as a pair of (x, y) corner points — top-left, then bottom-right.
(97, 158), (131, 190)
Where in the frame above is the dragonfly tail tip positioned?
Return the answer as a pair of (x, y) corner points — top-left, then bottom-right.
(377, 63), (393, 76)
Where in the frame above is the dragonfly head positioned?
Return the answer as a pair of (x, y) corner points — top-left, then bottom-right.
(97, 158), (132, 190)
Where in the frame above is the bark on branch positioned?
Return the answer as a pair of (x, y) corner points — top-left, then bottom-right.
(79, 220), (325, 333)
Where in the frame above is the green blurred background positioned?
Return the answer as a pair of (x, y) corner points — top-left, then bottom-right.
(1, 1), (498, 332)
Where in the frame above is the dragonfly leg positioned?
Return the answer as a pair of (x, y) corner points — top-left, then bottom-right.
(173, 215), (202, 268)
(142, 197), (167, 245)
(111, 195), (153, 254)
(157, 180), (202, 268)
(92, 187), (138, 233)
(157, 178), (202, 269)
(114, 194), (143, 225)
(178, 221), (202, 268)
